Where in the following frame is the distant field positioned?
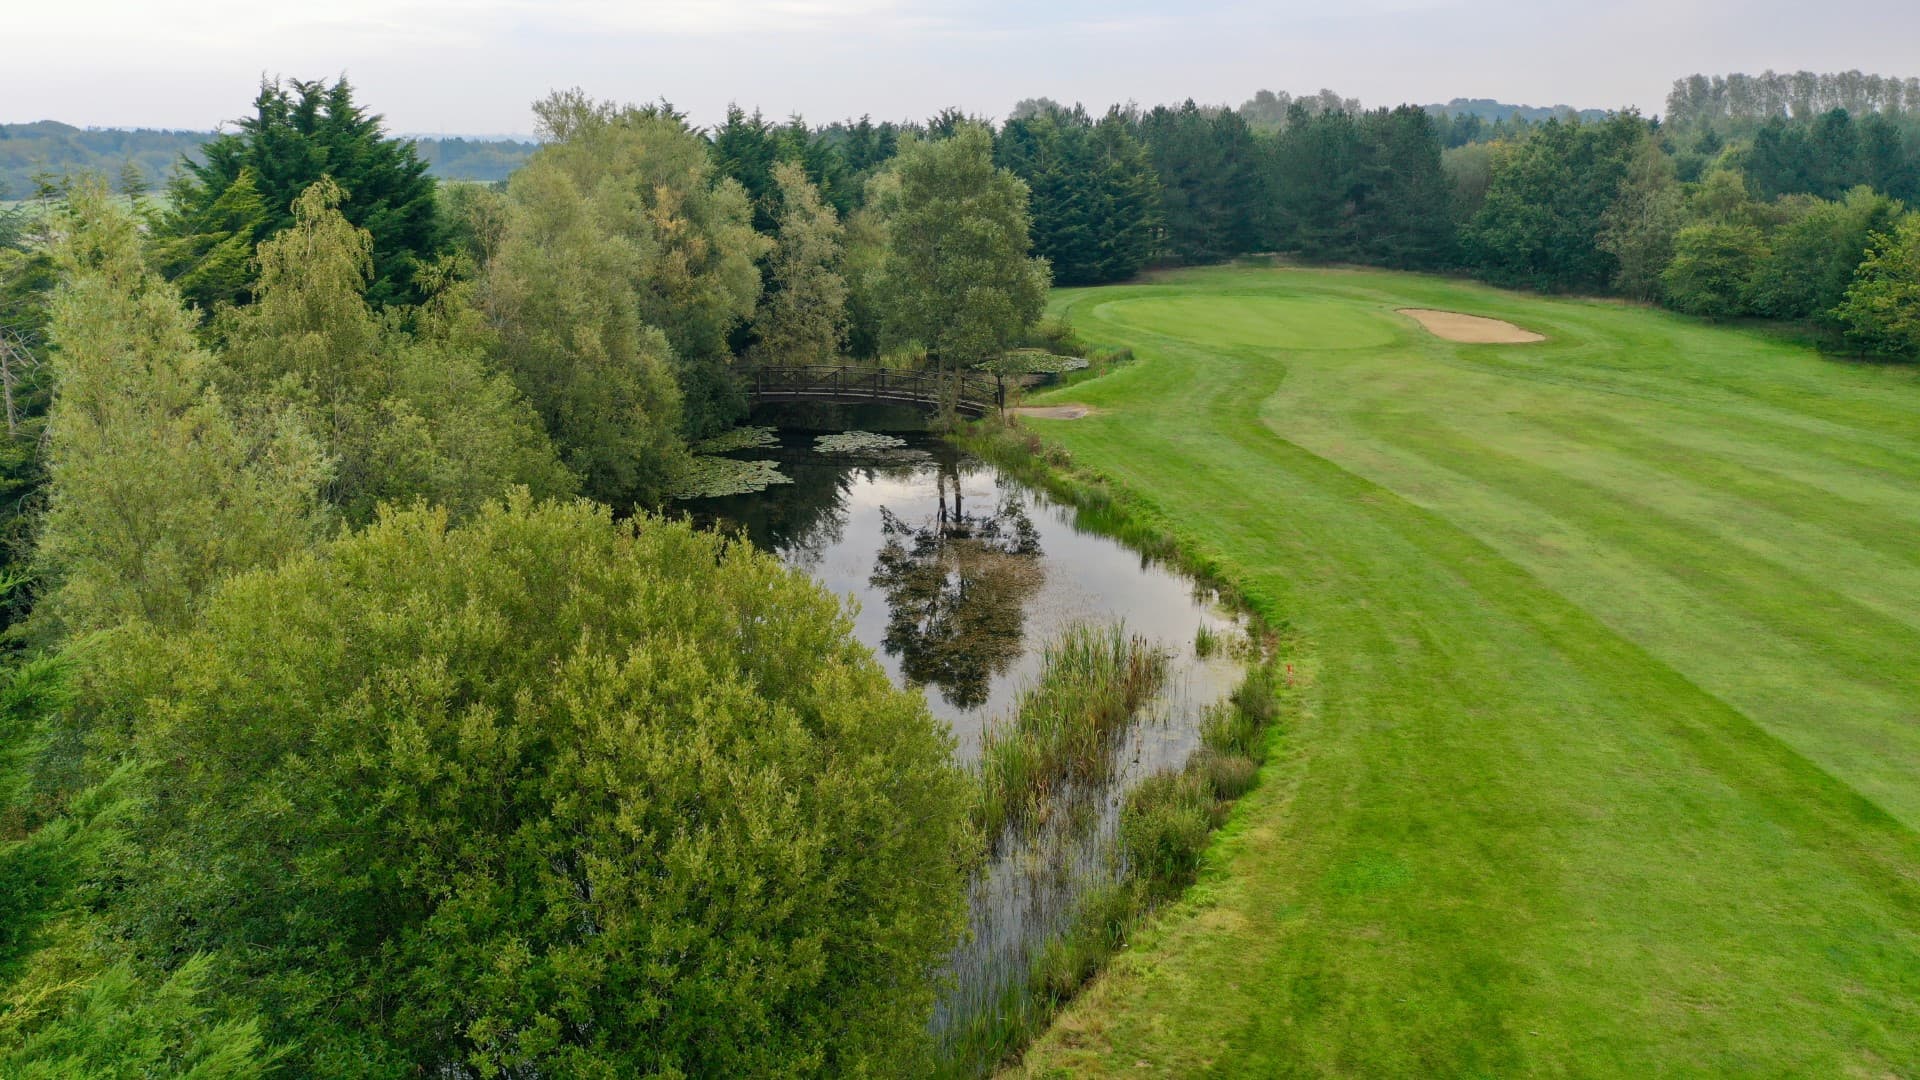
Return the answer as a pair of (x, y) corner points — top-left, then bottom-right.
(1010, 265), (1920, 1076)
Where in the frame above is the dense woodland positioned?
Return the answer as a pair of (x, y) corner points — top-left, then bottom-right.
(2, 69), (1919, 1074)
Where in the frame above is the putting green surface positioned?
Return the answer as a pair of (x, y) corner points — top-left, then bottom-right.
(1010, 266), (1920, 1077)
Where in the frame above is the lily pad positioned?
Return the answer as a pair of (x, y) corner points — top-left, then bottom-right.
(669, 457), (793, 499)
(695, 425), (781, 454)
(815, 431), (909, 455)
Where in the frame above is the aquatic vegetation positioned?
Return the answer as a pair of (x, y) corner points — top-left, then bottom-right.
(1194, 749), (1259, 800)
(694, 425), (780, 453)
(1194, 622), (1220, 658)
(668, 456), (792, 499)
(975, 622), (1170, 842)
(1201, 663), (1278, 758)
(1121, 768), (1217, 901)
(934, 881), (1134, 1079)
(815, 430), (908, 454)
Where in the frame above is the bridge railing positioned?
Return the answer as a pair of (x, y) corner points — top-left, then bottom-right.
(750, 366), (1002, 413)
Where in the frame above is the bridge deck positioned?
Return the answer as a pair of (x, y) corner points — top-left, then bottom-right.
(749, 366), (1002, 417)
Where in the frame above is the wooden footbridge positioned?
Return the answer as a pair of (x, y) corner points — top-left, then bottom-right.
(749, 366), (1003, 417)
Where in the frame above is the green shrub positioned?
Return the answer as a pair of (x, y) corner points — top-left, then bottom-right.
(1025, 314), (1086, 356)
(1035, 882), (1134, 1002)
(1231, 663), (1280, 730)
(1834, 213), (1920, 359)
(0, 957), (277, 1077)
(1661, 222), (1767, 317)
(1201, 699), (1257, 758)
(103, 493), (976, 1077)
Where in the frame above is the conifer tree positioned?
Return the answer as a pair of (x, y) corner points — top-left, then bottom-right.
(1085, 110), (1161, 283)
(155, 78), (443, 310)
(150, 166), (268, 312)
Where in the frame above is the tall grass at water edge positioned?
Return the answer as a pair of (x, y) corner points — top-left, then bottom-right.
(974, 622), (1169, 844)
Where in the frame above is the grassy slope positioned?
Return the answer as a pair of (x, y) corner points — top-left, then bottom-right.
(1010, 265), (1920, 1077)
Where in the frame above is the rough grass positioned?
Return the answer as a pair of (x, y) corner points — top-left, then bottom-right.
(1005, 265), (1920, 1077)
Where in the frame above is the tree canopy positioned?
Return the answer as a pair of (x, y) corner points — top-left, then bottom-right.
(747, 161), (850, 366)
(37, 179), (326, 635)
(103, 495), (975, 1076)
(875, 124), (1050, 375)
(152, 78), (444, 310)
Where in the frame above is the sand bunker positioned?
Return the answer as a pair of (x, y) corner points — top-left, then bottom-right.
(1011, 404), (1095, 420)
(1398, 308), (1545, 344)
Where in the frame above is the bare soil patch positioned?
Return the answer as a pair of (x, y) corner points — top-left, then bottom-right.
(1398, 308), (1545, 344)
(1013, 404), (1097, 420)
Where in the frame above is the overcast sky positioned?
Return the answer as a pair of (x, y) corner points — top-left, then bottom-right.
(8, 0), (1919, 135)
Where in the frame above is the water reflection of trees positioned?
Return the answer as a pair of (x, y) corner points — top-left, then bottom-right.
(870, 466), (1043, 709)
(680, 446), (854, 562)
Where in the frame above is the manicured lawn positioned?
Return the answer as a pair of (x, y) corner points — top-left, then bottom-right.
(1010, 265), (1920, 1077)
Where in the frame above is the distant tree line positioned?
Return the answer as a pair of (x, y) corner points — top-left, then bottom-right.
(0, 120), (537, 198)
(1667, 70), (1920, 129)
(970, 81), (1920, 360)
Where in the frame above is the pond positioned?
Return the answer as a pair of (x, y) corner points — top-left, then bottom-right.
(677, 429), (1246, 1044)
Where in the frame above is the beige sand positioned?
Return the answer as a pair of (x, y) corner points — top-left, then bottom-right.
(1012, 404), (1096, 420)
(1398, 308), (1545, 344)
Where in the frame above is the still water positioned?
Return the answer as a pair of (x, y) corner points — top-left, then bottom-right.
(680, 431), (1245, 1038)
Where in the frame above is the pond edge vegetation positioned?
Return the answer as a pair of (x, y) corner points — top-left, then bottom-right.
(935, 412), (1304, 1078)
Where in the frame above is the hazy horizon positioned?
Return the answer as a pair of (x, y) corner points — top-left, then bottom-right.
(8, 0), (1920, 134)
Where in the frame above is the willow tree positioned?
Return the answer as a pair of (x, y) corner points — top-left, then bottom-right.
(874, 123), (1050, 378)
(747, 161), (849, 367)
(36, 180), (325, 635)
(220, 179), (572, 524)
(504, 91), (768, 438)
(481, 140), (689, 504)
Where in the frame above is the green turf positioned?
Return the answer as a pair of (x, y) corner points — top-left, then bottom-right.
(1008, 265), (1920, 1077)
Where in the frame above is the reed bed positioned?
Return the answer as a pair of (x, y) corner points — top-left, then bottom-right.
(975, 622), (1169, 843)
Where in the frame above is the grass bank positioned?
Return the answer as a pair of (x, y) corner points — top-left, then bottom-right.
(995, 265), (1920, 1076)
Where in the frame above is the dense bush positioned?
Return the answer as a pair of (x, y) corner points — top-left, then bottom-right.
(1835, 215), (1920, 357)
(1747, 188), (1904, 321)
(102, 494), (976, 1077)
(1662, 223), (1769, 316)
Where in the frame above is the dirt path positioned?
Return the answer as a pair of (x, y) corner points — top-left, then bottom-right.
(1398, 308), (1545, 343)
